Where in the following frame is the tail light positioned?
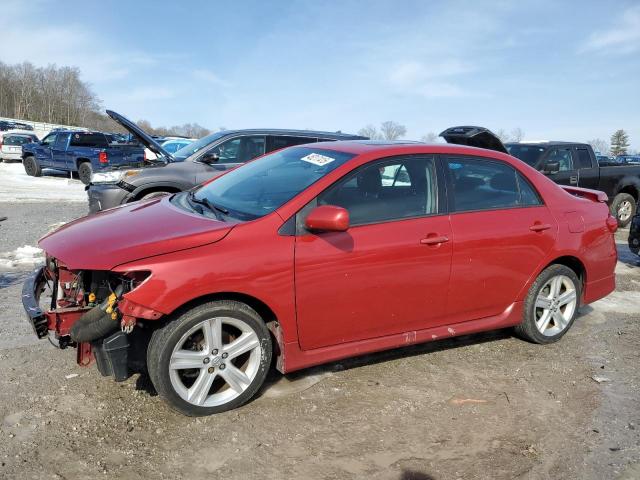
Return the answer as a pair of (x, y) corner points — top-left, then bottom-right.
(98, 151), (108, 164)
(143, 149), (147, 162)
(606, 214), (618, 233)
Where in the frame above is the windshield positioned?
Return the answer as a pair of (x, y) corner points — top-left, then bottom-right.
(173, 131), (229, 161)
(192, 146), (355, 220)
(506, 144), (547, 167)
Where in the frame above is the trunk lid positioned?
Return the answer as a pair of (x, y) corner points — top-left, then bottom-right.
(106, 110), (174, 162)
(439, 126), (508, 154)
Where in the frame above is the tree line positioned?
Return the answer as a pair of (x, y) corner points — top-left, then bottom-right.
(0, 61), (212, 137)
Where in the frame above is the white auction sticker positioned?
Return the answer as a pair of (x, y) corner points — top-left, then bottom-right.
(300, 153), (336, 166)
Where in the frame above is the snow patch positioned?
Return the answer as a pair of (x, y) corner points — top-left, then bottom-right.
(0, 245), (44, 269)
(0, 162), (86, 203)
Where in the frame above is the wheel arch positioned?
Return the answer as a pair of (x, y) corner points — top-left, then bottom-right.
(76, 157), (92, 170)
(159, 291), (283, 367)
(132, 185), (182, 201)
(542, 255), (587, 285)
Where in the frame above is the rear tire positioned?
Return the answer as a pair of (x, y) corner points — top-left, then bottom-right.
(77, 162), (93, 185)
(514, 264), (581, 344)
(23, 156), (41, 177)
(611, 193), (636, 227)
(147, 300), (272, 416)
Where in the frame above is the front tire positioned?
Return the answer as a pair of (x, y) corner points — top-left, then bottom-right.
(77, 162), (93, 185)
(514, 264), (581, 344)
(23, 156), (42, 177)
(611, 193), (636, 227)
(141, 191), (171, 200)
(147, 300), (272, 416)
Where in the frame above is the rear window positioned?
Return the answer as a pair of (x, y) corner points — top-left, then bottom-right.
(69, 133), (109, 148)
(506, 144), (547, 167)
(3, 135), (36, 146)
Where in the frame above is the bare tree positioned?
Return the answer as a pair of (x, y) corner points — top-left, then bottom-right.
(421, 132), (438, 143)
(357, 124), (381, 140)
(587, 138), (610, 155)
(509, 127), (524, 142)
(380, 121), (406, 140)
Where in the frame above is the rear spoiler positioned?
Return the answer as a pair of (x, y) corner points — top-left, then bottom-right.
(439, 126), (508, 154)
(561, 186), (608, 203)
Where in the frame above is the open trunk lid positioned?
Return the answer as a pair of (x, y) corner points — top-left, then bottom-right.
(439, 126), (508, 154)
(106, 110), (174, 162)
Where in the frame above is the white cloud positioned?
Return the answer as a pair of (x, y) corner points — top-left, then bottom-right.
(388, 59), (477, 98)
(582, 5), (640, 54)
(114, 87), (176, 103)
(192, 69), (229, 87)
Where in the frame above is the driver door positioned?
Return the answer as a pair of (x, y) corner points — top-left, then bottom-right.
(194, 136), (266, 184)
(543, 147), (577, 186)
(294, 155), (452, 350)
(34, 133), (56, 167)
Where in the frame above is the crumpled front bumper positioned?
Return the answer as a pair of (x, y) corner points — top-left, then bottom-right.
(21, 267), (49, 339)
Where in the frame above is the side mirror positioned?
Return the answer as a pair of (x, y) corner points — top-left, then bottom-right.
(201, 152), (220, 164)
(543, 160), (560, 174)
(305, 205), (349, 232)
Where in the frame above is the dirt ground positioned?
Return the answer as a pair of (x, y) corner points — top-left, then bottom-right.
(0, 202), (639, 480)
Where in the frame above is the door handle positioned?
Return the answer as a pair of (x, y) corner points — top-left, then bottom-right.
(529, 223), (551, 232)
(569, 176), (578, 185)
(420, 235), (449, 245)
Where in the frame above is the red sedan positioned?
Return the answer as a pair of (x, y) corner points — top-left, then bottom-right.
(23, 137), (618, 415)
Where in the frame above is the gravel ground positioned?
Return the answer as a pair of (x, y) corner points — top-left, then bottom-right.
(0, 201), (639, 480)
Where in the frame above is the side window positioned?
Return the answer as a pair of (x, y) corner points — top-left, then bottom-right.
(547, 148), (573, 171)
(41, 134), (57, 146)
(69, 133), (108, 148)
(575, 148), (593, 169)
(447, 157), (525, 212)
(316, 156), (438, 226)
(267, 135), (317, 152)
(516, 173), (542, 206)
(210, 136), (266, 163)
(54, 133), (70, 148)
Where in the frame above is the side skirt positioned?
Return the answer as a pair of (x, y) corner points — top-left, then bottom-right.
(278, 302), (524, 374)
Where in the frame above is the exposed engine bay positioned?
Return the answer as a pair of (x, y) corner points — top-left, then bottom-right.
(24, 256), (160, 381)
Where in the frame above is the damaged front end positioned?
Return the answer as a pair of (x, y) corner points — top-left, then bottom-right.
(22, 257), (162, 381)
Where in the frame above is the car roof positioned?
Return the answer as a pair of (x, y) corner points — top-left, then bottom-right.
(217, 128), (366, 140)
(505, 141), (590, 147)
(309, 140), (516, 159)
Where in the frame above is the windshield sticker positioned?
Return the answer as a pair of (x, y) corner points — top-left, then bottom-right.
(300, 153), (336, 166)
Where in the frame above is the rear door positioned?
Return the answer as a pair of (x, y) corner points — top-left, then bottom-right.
(574, 146), (600, 190)
(295, 155), (452, 350)
(51, 132), (71, 169)
(444, 156), (556, 323)
(542, 147), (577, 186)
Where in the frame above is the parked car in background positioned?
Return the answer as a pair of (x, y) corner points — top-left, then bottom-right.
(0, 120), (34, 131)
(506, 141), (640, 226)
(629, 211), (640, 255)
(161, 138), (195, 154)
(87, 110), (367, 212)
(22, 125), (146, 184)
(23, 133), (617, 416)
(615, 155), (640, 165)
(0, 131), (39, 162)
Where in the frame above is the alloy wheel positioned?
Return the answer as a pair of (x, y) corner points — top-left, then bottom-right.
(618, 200), (633, 222)
(534, 275), (578, 337)
(168, 316), (262, 407)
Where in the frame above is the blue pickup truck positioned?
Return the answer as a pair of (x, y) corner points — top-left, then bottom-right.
(22, 129), (145, 184)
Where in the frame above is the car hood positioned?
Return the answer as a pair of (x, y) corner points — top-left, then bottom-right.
(106, 109), (174, 162)
(40, 197), (233, 270)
